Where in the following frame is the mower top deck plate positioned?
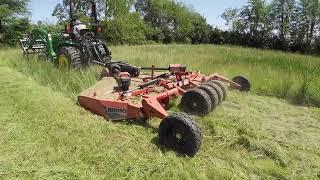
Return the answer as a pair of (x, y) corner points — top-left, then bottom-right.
(79, 77), (142, 100)
(79, 74), (167, 104)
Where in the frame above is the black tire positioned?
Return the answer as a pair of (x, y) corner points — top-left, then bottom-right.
(120, 77), (131, 91)
(57, 47), (82, 69)
(210, 80), (227, 101)
(110, 64), (121, 75)
(101, 54), (112, 64)
(204, 82), (224, 104)
(159, 113), (202, 157)
(181, 88), (211, 116)
(198, 85), (219, 110)
(232, 76), (251, 92)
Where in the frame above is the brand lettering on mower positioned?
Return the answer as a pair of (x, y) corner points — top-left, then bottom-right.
(107, 108), (127, 114)
(105, 107), (128, 120)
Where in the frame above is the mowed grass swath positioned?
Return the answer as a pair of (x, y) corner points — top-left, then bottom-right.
(0, 45), (320, 179)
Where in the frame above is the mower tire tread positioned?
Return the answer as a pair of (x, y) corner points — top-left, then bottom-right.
(110, 64), (121, 75)
(232, 76), (251, 92)
(58, 46), (83, 69)
(181, 88), (212, 116)
(198, 85), (219, 110)
(210, 80), (227, 101)
(68, 47), (83, 68)
(159, 112), (202, 157)
(205, 82), (224, 104)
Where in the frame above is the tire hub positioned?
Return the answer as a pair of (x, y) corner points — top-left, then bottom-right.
(192, 102), (198, 108)
(58, 55), (69, 69)
(175, 132), (183, 141)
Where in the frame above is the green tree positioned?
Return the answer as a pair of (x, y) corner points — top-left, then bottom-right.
(135, 0), (208, 43)
(222, 8), (242, 32)
(104, 12), (147, 44)
(247, 0), (268, 43)
(105, 0), (133, 18)
(4, 18), (31, 45)
(0, 0), (29, 31)
(190, 15), (211, 44)
(102, 0), (148, 44)
(222, 0), (268, 47)
(268, 0), (296, 49)
(0, 0), (30, 45)
(297, 0), (320, 48)
(52, 0), (101, 23)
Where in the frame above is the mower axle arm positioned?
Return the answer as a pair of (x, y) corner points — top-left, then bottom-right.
(124, 73), (170, 94)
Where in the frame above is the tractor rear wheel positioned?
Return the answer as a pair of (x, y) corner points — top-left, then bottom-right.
(198, 85), (219, 110)
(102, 54), (112, 64)
(210, 80), (227, 101)
(57, 47), (82, 69)
(204, 82), (224, 104)
(181, 88), (211, 116)
(110, 64), (121, 75)
(159, 113), (202, 157)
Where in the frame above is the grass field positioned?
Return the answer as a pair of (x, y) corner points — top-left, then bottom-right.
(0, 45), (320, 179)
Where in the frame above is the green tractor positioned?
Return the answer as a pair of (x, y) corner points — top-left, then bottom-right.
(20, 0), (112, 69)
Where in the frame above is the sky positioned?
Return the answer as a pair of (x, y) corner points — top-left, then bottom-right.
(28, 0), (248, 29)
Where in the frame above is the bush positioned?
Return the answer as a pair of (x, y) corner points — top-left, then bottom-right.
(1, 18), (31, 46)
(103, 13), (148, 45)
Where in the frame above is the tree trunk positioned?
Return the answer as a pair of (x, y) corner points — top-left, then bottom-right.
(308, 20), (315, 47)
(280, 11), (285, 48)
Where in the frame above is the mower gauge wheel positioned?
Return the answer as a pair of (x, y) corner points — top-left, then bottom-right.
(204, 83), (224, 104)
(209, 80), (227, 101)
(181, 88), (212, 116)
(232, 76), (251, 92)
(159, 113), (202, 157)
(198, 85), (219, 110)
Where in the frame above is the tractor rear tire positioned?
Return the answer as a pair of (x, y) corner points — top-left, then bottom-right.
(57, 47), (82, 69)
(181, 88), (211, 116)
(204, 83), (224, 104)
(210, 80), (227, 101)
(232, 76), (251, 92)
(110, 64), (121, 75)
(159, 113), (202, 157)
(198, 85), (219, 110)
(102, 55), (112, 64)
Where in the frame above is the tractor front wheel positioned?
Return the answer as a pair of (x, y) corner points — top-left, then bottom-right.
(57, 47), (82, 69)
(159, 113), (202, 157)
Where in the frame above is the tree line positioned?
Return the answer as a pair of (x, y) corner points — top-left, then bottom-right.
(1, 0), (319, 54)
(221, 0), (320, 54)
(52, 0), (214, 44)
(0, 0), (30, 46)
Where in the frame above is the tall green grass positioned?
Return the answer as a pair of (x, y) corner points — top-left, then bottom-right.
(2, 44), (320, 106)
(1, 51), (100, 100)
(112, 45), (320, 106)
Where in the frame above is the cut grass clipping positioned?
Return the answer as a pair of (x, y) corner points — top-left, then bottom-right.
(0, 45), (320, 179)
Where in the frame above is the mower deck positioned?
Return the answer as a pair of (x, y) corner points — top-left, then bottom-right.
(80, 77), (141, 101)
(78, 74), (169, 121)
(78, 64), (251, 156)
